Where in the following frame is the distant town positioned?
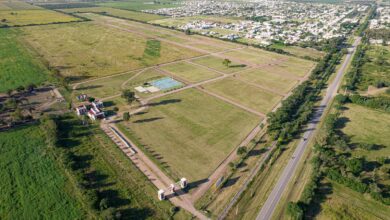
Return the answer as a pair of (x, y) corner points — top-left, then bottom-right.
(146, 0), (369, 45)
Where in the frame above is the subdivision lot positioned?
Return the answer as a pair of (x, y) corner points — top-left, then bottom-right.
(160, 61), (221, 83)
(22, 22), (202, 80)
(0, 9), (79, 26)
(61, 7), (165, 22)
(74, 70), (138, 99)
(191, 55), (248, 73)
(341, 104), (390, 160)
(0, 28), (48, 93)
(118, 89), (260, 181)
(237, 68), (299, 94)
(0, 125), (83, 219)
(85, 13), (240, 51)
(204, 78), (283, 114)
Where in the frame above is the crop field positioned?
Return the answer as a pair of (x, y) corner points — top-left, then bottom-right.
(0, 4), (79, 26)
(315, 180), (390, 220)
(22, 22), (202, 81)
(61, 6), (165, 22)
(204, 78), (283, 114)
(160, 61), (222, 83)
(0, 1), (41, 10)
(118, 89), (259, 181)
(0, 125), (84, 219)
(237, 68), (300, 94)
(359, 45), (390, 91)
(341, 104), (390, 160)
(0, 28), (48, 93)
(97, 0), (182, 11)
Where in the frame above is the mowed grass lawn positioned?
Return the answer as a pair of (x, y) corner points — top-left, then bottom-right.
(237, 68), (299, 94)
(0, 9), (79, 26)
(0, 28), (48, 93)
(119, 89), (259, 181)
(160, 61), (221, 83)
(341, 104), (390, 160)
(191, 55), (248, 73)
(0, 125), (83, 219)
(61, 7), (165, 22)
(316, 180), (390, 220)
(22, 22), (202, 81)
(205, 78), (283, 113)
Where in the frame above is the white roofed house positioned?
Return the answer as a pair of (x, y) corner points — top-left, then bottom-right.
(92, 100), (104, 109)
(75, 105), (88, 116)
(88, 107), (105, 120)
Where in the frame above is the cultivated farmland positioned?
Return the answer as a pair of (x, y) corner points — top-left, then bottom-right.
(0, 125), (84, 219)
(0, 28), (48, 92)
(61, 6), (165, 22)
(0, 1), (80, 27)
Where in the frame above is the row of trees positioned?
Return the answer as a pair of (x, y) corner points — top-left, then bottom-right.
(267, 37), (344, 145)
(344, 43), (367, 90)
(349, 94), (390, 112)
(39, 116), (123, 219)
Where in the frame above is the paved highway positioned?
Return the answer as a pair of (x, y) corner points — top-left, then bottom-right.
(255, 37), (361, 220)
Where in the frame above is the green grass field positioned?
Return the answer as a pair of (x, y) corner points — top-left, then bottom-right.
(191, 55), (248, 73)
(0, 28), (48, 93)
(119, 89), (259, 181)
(61, 6), (165, 22)
(341, 104), (390, 159)
(315, 180), (390, 220)
(204, 78), (282, 113)
(22, 22), (202, 81)
(0, 125), (84, 219)
(237, 68), (299, 94)
(160, 61), (221, 82)
(0, 9), (79, 26)
(359, 45), (390, 91)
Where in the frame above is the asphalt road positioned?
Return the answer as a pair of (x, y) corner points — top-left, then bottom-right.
(255, 37), (361, 220)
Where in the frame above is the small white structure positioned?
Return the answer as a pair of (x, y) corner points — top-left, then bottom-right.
(180, 178), (187, 189)
(75, 105), (88, 116)
(170, 184), (175, 193)
(135, 86), (147, 93)
(158, 189), (165, 200)
(145, 86), (160, 93)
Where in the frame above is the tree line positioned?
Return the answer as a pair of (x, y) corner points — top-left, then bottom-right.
(267, 37), (344, 145)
